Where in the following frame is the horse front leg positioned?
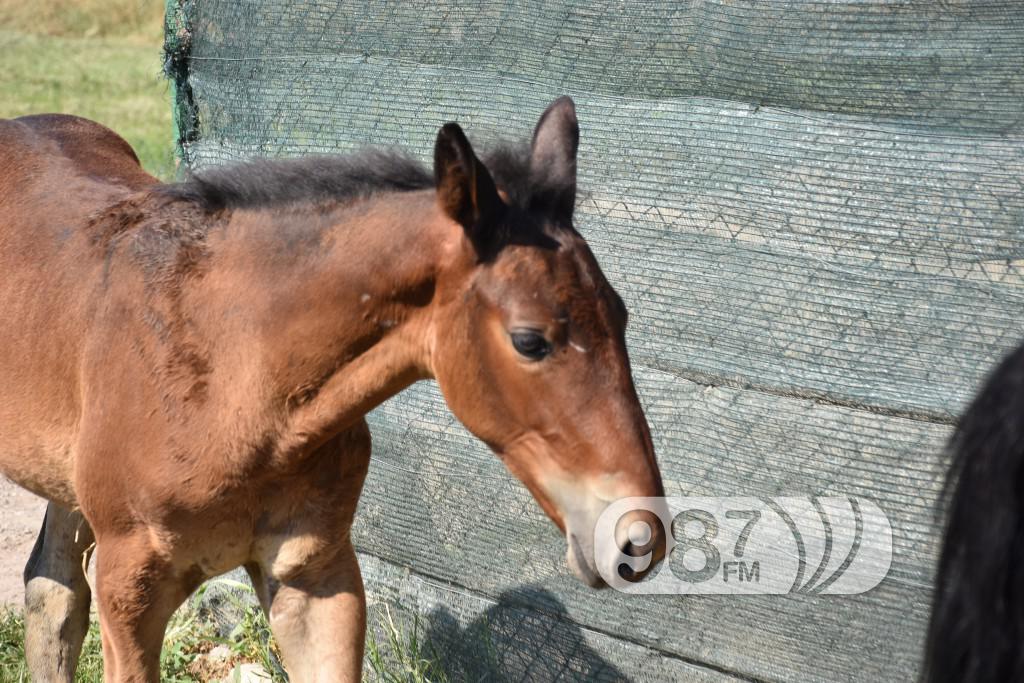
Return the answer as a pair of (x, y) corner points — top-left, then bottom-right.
(92, 532), (199, 682)
(249, 421), (372, 682)
(23, 502), (95, 682)
(252, 541), (366, 682)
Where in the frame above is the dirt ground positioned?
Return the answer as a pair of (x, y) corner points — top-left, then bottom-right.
(0, 477), (47, 607)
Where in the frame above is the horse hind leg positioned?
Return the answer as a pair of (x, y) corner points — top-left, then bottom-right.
(23, 502), (96, 682)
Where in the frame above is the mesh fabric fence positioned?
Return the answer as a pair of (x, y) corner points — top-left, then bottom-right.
(165, 2), (1024, 681)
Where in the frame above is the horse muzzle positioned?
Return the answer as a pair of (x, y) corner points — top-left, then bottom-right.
(563, 498), (667, 589)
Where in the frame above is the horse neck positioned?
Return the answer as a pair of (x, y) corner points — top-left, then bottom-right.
(226, 190), (457, 455)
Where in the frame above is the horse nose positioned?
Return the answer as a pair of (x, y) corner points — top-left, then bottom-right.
(618, 541), (639, 580)
(614, 510), (667, 583)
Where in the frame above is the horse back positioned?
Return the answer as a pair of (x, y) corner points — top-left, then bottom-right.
(4, 114), (157, 190)
(0, 114), (159, 504)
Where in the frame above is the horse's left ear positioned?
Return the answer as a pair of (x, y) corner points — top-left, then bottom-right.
(530, 96), (579, 219)
(434, 122), (501, 257)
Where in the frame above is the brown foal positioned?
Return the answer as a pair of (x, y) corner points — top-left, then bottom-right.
(0, 97), (664, 682)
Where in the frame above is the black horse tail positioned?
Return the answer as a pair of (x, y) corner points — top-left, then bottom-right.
(924, 343), (1024, 682)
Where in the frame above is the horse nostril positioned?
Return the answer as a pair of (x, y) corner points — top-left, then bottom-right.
(617, 540), (639, 580)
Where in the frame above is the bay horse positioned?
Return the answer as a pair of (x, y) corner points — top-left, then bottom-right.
(0, 96), (664, 681)
(924, 341), (1024, 682)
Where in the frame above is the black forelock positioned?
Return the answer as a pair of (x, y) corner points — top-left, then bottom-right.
(481, 143), (536, 210)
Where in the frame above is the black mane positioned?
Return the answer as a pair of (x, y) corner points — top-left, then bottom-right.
(157, 142), (544, 213)
(157, 149), (433, 211)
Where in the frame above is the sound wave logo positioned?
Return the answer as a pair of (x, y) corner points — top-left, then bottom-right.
(594, 497), (893, 595)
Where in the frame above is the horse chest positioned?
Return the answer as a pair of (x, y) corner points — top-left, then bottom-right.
(176, 517), (255, 577)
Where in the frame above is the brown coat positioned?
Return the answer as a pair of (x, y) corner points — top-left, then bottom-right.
(0, 99), (663, 682)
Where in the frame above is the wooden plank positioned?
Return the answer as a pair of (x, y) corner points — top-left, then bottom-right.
(359, 552), (752, 683)
(352, 369), (950, 683)
(183, 65), (1024, 417)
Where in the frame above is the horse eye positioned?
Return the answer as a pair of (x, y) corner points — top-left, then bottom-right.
(510, 331), (552, 361)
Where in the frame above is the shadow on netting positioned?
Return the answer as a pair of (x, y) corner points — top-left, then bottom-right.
(419, 586), (629, 683)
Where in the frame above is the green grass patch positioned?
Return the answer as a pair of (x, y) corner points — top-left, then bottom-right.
(0, 587), (451, 681)
(0, 609), (109, 682)
(0, 583), (280, 682)
(0, 608), (28, 681)
(365, 605), (449, 683)
(0, 30), (176, 180)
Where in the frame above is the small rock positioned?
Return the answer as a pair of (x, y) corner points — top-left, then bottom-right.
(188, 644), (238, 681)
(222, 662), (273, 683)
(206, 644), (233, 662)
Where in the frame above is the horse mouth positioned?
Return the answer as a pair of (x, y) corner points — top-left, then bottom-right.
(566, 532), (607, 588)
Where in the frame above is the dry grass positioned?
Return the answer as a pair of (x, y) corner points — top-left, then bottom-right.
(0, 0), (163, 42)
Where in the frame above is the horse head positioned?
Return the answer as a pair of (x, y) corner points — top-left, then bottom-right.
(427, 97), (665, 587)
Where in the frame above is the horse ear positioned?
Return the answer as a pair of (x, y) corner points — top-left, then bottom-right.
(529, 96), (579, 219)
(434, 122), (501, 256)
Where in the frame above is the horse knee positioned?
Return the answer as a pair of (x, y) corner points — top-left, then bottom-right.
(24, 574), (86, 619)
(267, 585), (309, 636)
(23, 503), (94, 682)
(24, 574), (89, 671)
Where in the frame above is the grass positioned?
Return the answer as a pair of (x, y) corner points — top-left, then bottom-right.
(0, 589), (273, 682)
(365, 606), (449, 683)
(0, 0), (164, 40)
(0, 0), (175, 180)
(0, 586), (449, 682)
